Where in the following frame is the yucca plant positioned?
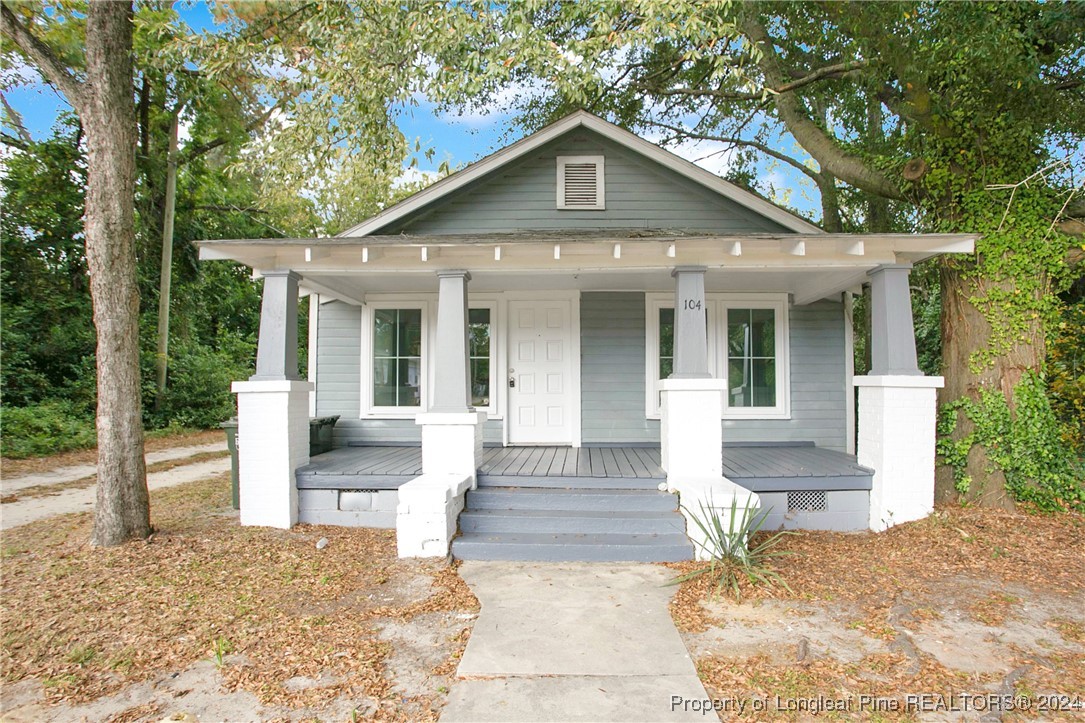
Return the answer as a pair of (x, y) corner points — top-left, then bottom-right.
(670, 496), (793, 600)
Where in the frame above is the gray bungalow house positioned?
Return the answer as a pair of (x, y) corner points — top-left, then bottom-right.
(198, 111), (974, 562)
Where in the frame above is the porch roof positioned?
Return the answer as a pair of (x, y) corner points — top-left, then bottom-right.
(196, 230), (976, 305)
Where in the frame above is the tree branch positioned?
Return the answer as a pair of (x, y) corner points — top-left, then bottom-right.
(651, 120), (820, 181)
(0, 130), (28, 149)
(178, 101), (281, 165)
(0, 3), (85, 110)
(740, 11), (905, 201)
(0, 91), (32, 144)
(649, 59), (867, 103)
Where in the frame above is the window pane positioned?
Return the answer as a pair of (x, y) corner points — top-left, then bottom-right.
(659, 308), (674, 357)
(750, 309), (775, 357)
(469, 308), (490, 357)
(398, 358), (421, 407)
(471, 358), (490, 407)
(751, 359), (776, 407)
(728, 359), (750, 407)
(660, 357), (673, 379)
(373, 358), (397, 406)
(374, 309), (396, 356)
(728, 308), (750, 358)
(397, 309), (422, 356)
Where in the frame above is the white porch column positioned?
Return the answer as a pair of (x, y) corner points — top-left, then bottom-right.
(660, 266), (725, 477)
(857, 264), (942, 532)
(233, 271), (312, 529)
(401, 270), (485, 557)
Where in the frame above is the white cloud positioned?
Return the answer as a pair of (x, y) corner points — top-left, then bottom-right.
(438, 80), (543, 127)
(393, 165), (438, 188)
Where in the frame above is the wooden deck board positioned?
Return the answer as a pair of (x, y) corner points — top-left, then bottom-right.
(300, 444), (870, 488)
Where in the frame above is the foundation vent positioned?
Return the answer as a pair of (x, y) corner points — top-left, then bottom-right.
(787, 490), (827, 512)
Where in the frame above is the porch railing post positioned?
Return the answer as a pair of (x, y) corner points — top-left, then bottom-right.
(233, 269), (312, 529)
(402, 269), (486, 558)
(430, 270), (473, 413)
(857, 263), (943, 532)
(671, 266), (711, 378)
(867, 263), (920, 375)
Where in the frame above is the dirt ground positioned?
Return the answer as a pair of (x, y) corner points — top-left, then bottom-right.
(0, 475), (478, 722)
(1, 429), (223, 478)
(669, 506), (1085, 721)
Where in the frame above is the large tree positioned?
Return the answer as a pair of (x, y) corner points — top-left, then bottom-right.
(3, 1), (149, 544)
(491, 0), (1085, 509)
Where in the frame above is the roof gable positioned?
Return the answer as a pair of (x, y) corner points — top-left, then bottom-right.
(338, 110), (822, 237)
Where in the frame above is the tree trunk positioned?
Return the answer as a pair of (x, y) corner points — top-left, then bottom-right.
(83, 2), (151, 546)
(154, 108), (180, 412)
(935, 260), (1045, 510)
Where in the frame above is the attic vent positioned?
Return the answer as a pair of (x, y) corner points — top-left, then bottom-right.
(557, 155), (605, 210)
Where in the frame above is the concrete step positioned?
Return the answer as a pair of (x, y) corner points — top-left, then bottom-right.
(477, 474), (663, 490)
(465, 487), (679, 512)
(451, 532), (694, 562)
(459, 508), (686, 535)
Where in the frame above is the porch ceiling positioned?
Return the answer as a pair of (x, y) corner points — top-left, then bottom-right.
(197, 231), (976, 305)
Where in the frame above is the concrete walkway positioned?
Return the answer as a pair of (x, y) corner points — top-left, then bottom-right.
(440, 562), (710, 722)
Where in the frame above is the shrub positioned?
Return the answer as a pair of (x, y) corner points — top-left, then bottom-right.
(0, 400), (97, 458)
(154, 342), (252, 430)
(670, 496), (792, 600)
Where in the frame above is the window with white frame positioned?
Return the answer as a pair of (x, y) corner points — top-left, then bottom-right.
(468, 307), (493, 409)
(371, 306), (424, 409)
(362, 298), (499, 417)
(645, 293), (790, 419)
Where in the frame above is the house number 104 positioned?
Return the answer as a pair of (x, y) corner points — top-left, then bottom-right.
(682, 299), (703, 310)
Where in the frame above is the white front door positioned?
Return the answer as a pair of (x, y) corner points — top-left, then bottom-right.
(507, 299), (573, 445)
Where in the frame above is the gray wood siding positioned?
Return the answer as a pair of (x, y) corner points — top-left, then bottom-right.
(314, 301), (502, 446)
(580, 292), (657, 444)
(579, 294), (847, 451)
(379, 128), (792, 235)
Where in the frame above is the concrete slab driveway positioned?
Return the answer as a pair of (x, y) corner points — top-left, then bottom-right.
(440, 562), (710, 722)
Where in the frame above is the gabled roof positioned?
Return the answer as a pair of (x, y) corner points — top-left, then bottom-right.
(337, 110), (823, 238)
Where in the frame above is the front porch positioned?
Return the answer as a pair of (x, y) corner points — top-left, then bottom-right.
(295, 442), (874, 538)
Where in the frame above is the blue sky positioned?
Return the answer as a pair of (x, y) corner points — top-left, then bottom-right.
(2, 1), (819, 219)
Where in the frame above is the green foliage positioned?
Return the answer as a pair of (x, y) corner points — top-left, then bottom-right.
(937, 371), (1084, 512)
(146, 340), (254, 430)
(0, 400), (97, 459)
(1047, 286), (1085, 453)
(670, 497), (792, 600)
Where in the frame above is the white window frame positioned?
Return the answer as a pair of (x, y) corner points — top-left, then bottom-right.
(361, 299), (429, 418)
(645, 292), (790, 420)
(719, 294), (791, 420)
(556, 155), (605, 210)
(466, 299), (501, 419)
(360, 294), (503, 419)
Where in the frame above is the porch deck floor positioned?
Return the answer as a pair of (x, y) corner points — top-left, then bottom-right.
(295, 444), (873, 492)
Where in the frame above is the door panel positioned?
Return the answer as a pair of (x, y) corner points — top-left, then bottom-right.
(508, 299), (572, 445)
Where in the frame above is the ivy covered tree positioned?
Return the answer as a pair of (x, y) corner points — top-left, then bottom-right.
(485, 0), (1085, 509)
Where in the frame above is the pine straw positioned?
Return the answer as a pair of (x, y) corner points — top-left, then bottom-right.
(669, 505), (1085, 720)
(0, 474), (478, 720)
(668, 504), (1085, 632)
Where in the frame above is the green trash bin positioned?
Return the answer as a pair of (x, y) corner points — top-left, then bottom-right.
(220, 417), (240, 509)
(309, 415), (340, 457)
